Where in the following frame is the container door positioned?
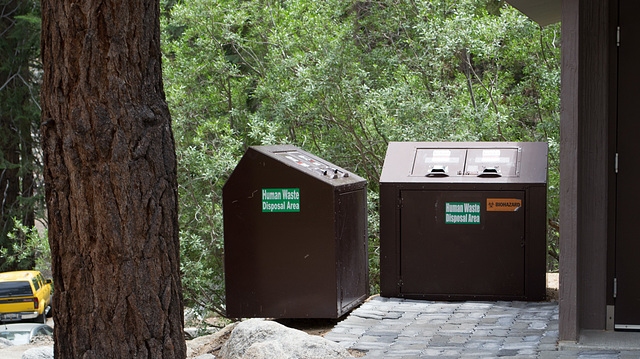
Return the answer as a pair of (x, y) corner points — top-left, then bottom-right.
(336, 189), (368, 314)
(615, 0), (640, 330)
(399, 190), (525, 298)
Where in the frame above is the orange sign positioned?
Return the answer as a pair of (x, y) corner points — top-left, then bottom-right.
(487, 198), (522, 212)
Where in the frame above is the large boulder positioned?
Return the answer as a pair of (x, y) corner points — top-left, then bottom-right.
(21, 346), (54, 359)
(219, 319), (353, 359)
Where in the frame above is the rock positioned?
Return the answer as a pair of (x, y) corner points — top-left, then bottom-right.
(21, 347), (54, 359)
(0, 337), (13, 348)
(218, 319), (353, 359)
(184, 327), (199, 340)
(243, 340), (287, 358)
(187, 322), (237, 358)
(184, 307), (204, 325)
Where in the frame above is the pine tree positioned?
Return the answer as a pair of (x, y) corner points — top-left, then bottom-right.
(41, 0), (186, 356)
(0, 0), (41, 271)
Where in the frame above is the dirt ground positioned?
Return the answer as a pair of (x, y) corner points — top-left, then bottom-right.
(0, 334), (53, 359)
(547, 272), (559, 301)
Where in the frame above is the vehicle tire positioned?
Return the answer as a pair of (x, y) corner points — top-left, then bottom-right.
(36, 311), (46, 324)
(46, 305), (53, 318)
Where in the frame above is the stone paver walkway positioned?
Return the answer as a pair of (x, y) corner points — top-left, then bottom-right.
(325, 297), (640, 358)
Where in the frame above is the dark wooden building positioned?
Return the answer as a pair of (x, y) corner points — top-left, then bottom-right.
(507, 0), (640, 343)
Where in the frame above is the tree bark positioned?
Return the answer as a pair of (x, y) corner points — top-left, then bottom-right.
(40, 0), (186, 358)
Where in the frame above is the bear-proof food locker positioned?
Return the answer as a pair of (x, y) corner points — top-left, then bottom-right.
(379, 142), (548, 301)
(223, 145), (368, 318)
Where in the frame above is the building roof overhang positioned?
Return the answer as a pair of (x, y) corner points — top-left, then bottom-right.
(506, 0), (561, 26)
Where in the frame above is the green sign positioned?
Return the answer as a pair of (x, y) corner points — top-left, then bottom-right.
(262, 188), (300, 212)
(445, 202), (481, 224)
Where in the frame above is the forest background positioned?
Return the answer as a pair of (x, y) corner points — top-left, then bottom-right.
(1, 0), (560, 323)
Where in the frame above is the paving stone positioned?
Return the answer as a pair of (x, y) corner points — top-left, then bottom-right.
(539, 351), (565, 359)
(529, 321), (549, 330)
(323, 332), (361, 342)
(497, 348), (520, 356)
(359, 334), (396, 343)
(441, 348), (464, 356)
(498, 318), (517, 327)
(620, 352), (640, 359)
(482, 341), (503, 350)
(428, 335), (450, 344)
(383, 349), (423, 356)
(351, 342), (392, 351)
(539, 343), (560, 351)
(518, 348), (538, 355)
(365, 330), (399, 337)
(452, 312), (485, 320)
(507, 334), (528, 341)
(340, 317), (378, 326)
(361, 350), (388, 358)
(523, 335), (541, 342)
(353, 312), (384, 320)
(576, 352), (619, 359)
(449, 335), (469, 344)
(369, 326), (406, 334)
(511, 321), (530, 330)
(547, 323), (560, 331)
(465, 339), (492, 348)
(491, 329), (511, 337)
(471, 329), (493, 337)
(501, 341), (538, 350)
(344, 328), (368, 335)
(397, 311), (419, 319)
(389, 343), (427, 351)
(326, 298), (639, 358)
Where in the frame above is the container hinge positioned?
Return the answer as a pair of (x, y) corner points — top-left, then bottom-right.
(617, 26), (621, 47)
(397, 279), (404, 287)
(613, 278), (617, 298)
(397, 196), (403, 209)
(615, 153), (619, 173)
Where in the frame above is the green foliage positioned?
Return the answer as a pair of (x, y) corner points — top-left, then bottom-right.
(0, 219), (50, 275)
(367, 191), (380, 294)
(162, 1), (248, 317)
(0, 0), (43, 269)
(162, 0), (561, 316)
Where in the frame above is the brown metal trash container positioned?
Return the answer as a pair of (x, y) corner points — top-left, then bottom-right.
(379, 142), (548, 301)
(223, 145), (368, 318)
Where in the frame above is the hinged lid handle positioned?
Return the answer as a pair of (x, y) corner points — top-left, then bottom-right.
(426, 165), (449, 177)
(478, 166), (502, 177)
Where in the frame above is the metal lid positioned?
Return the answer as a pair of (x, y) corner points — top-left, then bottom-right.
(246, 145), (366, 186)
(380, 142), (548, 184)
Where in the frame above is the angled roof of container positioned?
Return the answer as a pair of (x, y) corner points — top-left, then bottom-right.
(506, 0), (561, 26)
(224, 145), (366, 188)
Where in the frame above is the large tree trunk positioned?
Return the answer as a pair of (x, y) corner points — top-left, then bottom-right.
(40, 0), (186, 358)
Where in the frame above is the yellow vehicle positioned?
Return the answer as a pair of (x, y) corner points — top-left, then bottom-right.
(0, 271), (53, 324)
